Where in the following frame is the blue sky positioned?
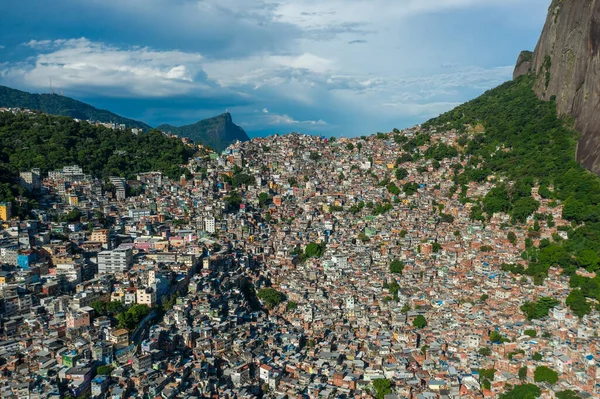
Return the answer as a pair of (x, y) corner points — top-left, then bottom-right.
(0, 0), (549, 137)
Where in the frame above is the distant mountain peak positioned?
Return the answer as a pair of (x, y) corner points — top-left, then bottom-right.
(157, 113), (249, 152)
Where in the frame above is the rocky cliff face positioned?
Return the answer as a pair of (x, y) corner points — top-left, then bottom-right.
(514, 0), (600, 173)
(157, 113), (249, 152)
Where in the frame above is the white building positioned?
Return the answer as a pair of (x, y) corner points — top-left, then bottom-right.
(98, 247), (133, 274)
(204, 216), (216, 233)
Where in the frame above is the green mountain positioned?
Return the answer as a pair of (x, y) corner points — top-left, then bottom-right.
(0, 111), (195, 210)
(0, 85), (151, 130)
(157, 112), (249, 152)
(424, 75), (600, 318)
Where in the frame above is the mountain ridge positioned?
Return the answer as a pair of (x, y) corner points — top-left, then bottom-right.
(0, 85), (151, 130)
(0, 85), (250, 152)
(157, 112), (250, 152)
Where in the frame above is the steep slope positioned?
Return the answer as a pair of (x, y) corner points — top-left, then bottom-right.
(0, 111), (194, 183)
(157, 112), (249, 152)
(513, 0), (600, 173)
(0, 85), (151, 130)
(425, 75), (600, 318)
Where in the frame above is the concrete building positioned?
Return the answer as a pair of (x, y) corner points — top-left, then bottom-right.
(20, 168), (41, 191)
(98, 247), (133, 274)
(0, 202), (12, 221)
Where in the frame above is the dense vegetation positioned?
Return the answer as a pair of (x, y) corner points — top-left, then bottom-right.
(500, 384), (541, 399)
(425, 75), (600, 317)
(157, 112), (249, 152)
(257, 288), (284, 307)
(0, 85), (150, 129)
(0, 111), (195, 203)
(372, 379), (392, 399)
(389, 259), (404, 274)
(534, 366), (559, 384)
(520, 297), (559, 320)
(116, 304), (151, 330)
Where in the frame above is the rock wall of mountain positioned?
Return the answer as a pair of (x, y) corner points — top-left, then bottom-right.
(514, 0), (600, 173)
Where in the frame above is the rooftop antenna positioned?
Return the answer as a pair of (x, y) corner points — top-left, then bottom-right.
(49, 77), (54, 94)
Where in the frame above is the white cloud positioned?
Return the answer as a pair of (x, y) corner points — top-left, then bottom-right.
(266, 112), (327, 126)
(244, 110), (328, 128)
(7, 38), (209, 97)
(0, 0), (549, 134)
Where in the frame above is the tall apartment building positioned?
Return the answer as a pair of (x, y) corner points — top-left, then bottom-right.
(97, 247), (133, 274)
(128, 208), (151, 222)
(110, 177), (127, 201)
(19, 168), (41, 191)
(0, 202), (12, 221)
(90, 229), (110, 247)
(204, 216), (216, 233)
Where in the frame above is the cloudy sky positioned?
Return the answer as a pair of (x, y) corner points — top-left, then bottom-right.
(0, 0), (549, 137)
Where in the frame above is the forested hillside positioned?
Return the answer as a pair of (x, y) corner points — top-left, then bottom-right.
(424, 75), (600, 317)
(0, 85), (151, 129)
(0, 111), (195, 203)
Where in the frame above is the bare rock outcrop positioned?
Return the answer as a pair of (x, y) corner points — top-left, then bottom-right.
(514, 0), (600, 173)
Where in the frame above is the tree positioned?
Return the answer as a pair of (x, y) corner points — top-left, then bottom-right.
(358, 232), (370, 243)
(576, 249), (599, 271)
(257, 288), (284, 307)
(403, 182), (419, 196)
(532, 352), (543, 361)
(63, 208), (83, 223)
(258, 192), (270, 206)
(499, 384), (540, 399)
(555, 390), (581, 399)
(395, 168), (408, 180)
(305, 242), (326, 258)
(96, 365), (114, 375)
(508, 231), (517, 246)
(534, 366), (558, 384)
(346, 143), (355, 151)
(477, 368), (496, 380)
(566, 289), (591, 318)
(387, 183), (400, 195)
(372, 379), (392, 399)
(518, 366), (528, 381)
(511, 197), (540, 224)
(90, 300), (107, 316)
(478, 347), (491, 356)
(523, 329), (537, 338)
(520, 297), (559, 320)
(224, 190), (242, 210)
(106, 301), (126, 314)
(489, 330), (508, 344)
(286, 301), (298, 311)
(389, 260), (404, 274)
(413, 315), (427, 328)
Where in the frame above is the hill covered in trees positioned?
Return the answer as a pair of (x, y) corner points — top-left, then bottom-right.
(0, 85), (151, 130)
(0, 111), (195, 204)
(424, 75), (600, 318)
(157, 112), (249, 152)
